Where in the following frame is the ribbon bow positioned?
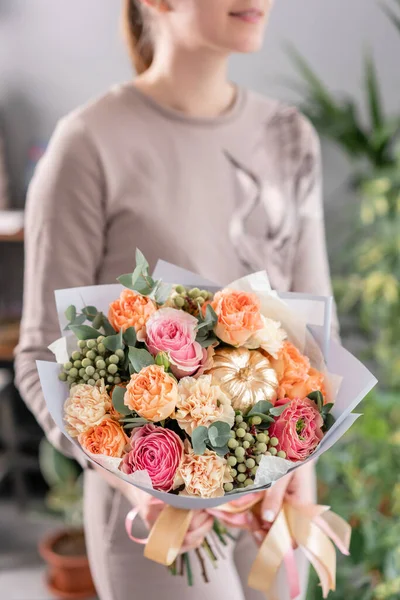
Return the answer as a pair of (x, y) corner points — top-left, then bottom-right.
(125, 494), (351, 599)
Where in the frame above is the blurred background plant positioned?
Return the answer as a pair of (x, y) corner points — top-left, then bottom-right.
(38, 438), (83, 529)
(289, 1), (400, 598)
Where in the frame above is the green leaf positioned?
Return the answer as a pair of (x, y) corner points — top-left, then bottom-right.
(117, 273), (136, 290)
(65, 305), (76, 322)
(269, 403), (290, 417)
(92, 312), (104, 330)
(248, 401), (273, 416)
(213, 444), (229, 457)
(112, 385), (131, 416)
(102, 317), (116, 336)
(104, 329), (124, 352)
(69, 325), (101, 340)
(308, 391), (324, 412)
(123, 327), (137, 347)
(153, 281), (173, 305)
(207, 421), (231, 448)
(192, 426), (209, 455)
(128, 347), (155, 373)
(381, 2), (400, 34)
(365, 51), (384, 132)
(323, 413), (335, 432)
(321, 402), (334, 415)
(196, 335), (218, 348)
(39, 438), (80, 487)
(247, 412), (275, 424)
(64, 314), (86, 331)
(82, 306), (98, 322)
(135, 248), (149, 272)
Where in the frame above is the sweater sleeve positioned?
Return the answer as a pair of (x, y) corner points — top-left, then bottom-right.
(291, 119), (340, 340)
(14, 115), (106, 458)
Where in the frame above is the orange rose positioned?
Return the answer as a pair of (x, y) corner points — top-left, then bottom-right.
(209, 289), (263, 346)
(269, 342), (326, 401)
(124, 365), (179, 422)
(108, 289), (157, 341)
(78, 418), (128, 458)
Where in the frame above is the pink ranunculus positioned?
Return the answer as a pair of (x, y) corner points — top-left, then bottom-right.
(120, 424), (184, 492)
(146, 307), (207, 378)
(268, 397), (324, 462)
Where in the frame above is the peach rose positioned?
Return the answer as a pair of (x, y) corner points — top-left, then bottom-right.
(175, 375), (235, 435)
(64, 382), (111, 437)
(108, 289), (157, 341)
(269, 342), (326, 401)
(209, 289), (263, 346)
(174, 441), (233, 498)
(124, 365), (179, 422)
(78, 417), (128, 458)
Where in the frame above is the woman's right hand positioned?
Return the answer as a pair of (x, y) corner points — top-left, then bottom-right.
(94, 465), (214, 552)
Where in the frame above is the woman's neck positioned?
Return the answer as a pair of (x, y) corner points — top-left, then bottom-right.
(133, 45), (236, 118)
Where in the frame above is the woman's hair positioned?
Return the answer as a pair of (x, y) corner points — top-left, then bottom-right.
(122, 0), (153, 74)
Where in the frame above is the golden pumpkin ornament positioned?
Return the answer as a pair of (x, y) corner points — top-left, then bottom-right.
(206, 347), (278, 413)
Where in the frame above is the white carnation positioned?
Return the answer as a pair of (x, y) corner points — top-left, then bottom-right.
(244, 316), (287, 358)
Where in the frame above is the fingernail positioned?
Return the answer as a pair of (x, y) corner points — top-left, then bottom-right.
(263, 509), (275, 523)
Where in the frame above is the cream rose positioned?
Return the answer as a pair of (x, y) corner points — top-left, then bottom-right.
(244, 316), (287, 358)
(174, 441), (233, 498)
(64, 382), (111, 437)
(176, 375), (235, 435)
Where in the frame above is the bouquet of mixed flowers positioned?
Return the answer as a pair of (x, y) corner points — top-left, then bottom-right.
(37, 251), (377, 596)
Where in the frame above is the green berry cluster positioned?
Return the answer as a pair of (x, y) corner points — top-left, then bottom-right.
(167, 285), (214, 315)
(58, 336), (125, 390)
(223, 412), (286, 492)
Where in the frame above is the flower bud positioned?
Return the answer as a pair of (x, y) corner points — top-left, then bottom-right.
(87, 339), (96, 349)
(155, 352), (170, 370)
(174, 296), (185, 308)
(175, 284), (186, 294)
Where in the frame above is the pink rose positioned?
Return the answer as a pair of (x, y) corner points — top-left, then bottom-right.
(120, 424), (184, 492)
(268, 398), (324, 462)
(146, 307), (208, 378)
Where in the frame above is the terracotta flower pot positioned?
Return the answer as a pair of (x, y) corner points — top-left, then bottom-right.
(39, 529), (96, 599)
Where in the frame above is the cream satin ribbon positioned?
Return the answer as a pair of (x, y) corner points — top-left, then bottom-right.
(125, 495), (351, 599)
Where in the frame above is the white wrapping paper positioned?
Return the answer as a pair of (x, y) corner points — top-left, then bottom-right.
(37, 262), (377, 510)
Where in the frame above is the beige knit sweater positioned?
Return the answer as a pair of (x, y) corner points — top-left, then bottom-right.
(14, 83), (338, 455)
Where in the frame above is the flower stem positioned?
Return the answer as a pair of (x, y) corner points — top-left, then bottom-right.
(213, 520), (228, 546)
(195, 547), (209, 583)
(202, 538), (218, 567)
(184, 553), (193, 586)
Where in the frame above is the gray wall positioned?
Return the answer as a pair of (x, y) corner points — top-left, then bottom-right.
(1, 0), (399, 208)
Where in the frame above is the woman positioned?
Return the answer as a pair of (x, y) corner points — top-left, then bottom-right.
(15, 1), (338, 598)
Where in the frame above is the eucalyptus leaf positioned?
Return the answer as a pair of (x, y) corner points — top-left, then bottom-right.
(102, 317), (116, 336)
(82, 306), (98, 322)
(135, 248), (149, 271)
(248, 401), (273, 416)
(117, 273), (136, 290)
(128, 347), (155, 373)
(270, 403), (290, 417)
(196, 335), (218, 348)
(156, 282), (173, 304)
(213, 444), (229, 457)
(69, 325), (101, 341)
(192, 426), (209, 455)
(112, 385), (131, 416)
(247, 412), (275, 424)
(64, 314), (86, 331)
(207, 421), (231, 447)
(104, 329), (124, 352)
(123, 327), (137, 347)
(92, 312), (104, 330)
(65, 305), (76, 323)
(321, 402), (334, 415)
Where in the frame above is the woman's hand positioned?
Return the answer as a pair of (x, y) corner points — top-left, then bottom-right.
(93, 465), (213, 552)
(247, 461), (316, 541)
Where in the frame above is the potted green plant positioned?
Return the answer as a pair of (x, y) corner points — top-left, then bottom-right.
(38, 438), (96, 599)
